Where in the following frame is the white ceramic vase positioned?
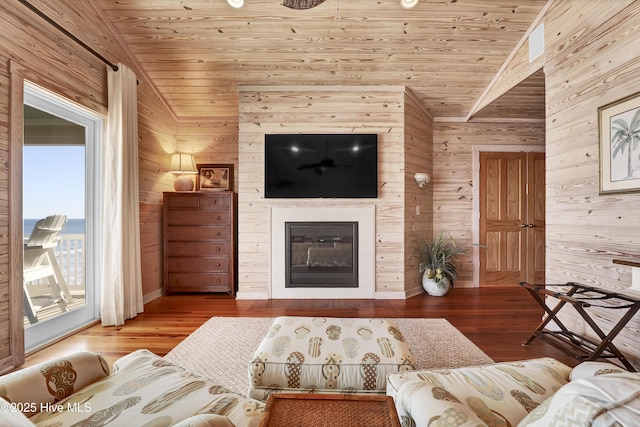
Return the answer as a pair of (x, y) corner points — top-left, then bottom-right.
(422, 273), (450, 296)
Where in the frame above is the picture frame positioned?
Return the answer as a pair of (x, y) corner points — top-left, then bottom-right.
(599, 91), (640, 194)
(197, 163), (233, 192)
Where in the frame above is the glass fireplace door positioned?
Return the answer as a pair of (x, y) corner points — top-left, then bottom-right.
(285, 222), (358, 288)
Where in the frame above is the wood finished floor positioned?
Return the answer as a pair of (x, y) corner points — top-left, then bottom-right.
(23, 286), (579, 369)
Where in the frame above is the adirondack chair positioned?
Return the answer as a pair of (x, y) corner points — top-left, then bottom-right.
(23, 215), (73, 325)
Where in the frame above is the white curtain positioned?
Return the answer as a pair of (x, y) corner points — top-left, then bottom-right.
(101, 63), (144, 326)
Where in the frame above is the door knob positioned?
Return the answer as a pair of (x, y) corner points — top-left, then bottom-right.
(521, 224), (527, 228)
(527, 224), (535, 228)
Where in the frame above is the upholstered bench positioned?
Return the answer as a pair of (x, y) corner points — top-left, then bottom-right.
(247, 316), (416, 401)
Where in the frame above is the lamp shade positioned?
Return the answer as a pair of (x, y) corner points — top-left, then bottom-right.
(169, 153), (197, 174)
(170, 153), (197, 191)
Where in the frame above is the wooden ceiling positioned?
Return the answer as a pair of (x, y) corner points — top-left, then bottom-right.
(95, 0), (547, 120)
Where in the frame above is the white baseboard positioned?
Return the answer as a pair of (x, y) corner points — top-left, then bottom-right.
(237, 290), (421, 300)
(374, 291), (407, 299)
(235, 291), (270, 300)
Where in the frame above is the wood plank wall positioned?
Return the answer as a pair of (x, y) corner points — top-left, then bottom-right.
(0, 0), (176, 368)
(403, 91), (433, 295)
(474, 0), (637, 115)
(177, 118), (240, 191)
(482, 0), (640, 366)
(433, 121), (545, 286)
(544, 1), (640, 367)
(236, 86), (431, 297)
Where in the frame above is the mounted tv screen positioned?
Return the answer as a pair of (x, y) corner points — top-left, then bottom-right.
(264, 133), (378, 198)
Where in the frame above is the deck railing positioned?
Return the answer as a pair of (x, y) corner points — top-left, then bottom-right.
(25, 233), (85, 292)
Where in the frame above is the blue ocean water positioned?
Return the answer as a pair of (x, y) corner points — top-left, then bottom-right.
(24, 218), (85, 235)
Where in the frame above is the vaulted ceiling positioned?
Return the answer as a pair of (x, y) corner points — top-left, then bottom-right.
(95, 0), (547, 120)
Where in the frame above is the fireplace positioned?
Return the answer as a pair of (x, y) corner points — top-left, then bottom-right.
(285, 222), (358, 288)
(271, 207), (375, 299)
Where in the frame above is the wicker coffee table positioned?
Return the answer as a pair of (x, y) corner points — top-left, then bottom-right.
(258, 393), (401, 427)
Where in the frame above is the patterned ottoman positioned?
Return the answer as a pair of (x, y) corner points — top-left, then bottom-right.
(247, 316), (416, 401)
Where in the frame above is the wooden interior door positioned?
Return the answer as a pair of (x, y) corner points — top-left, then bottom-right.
(527, 152), (546, 283)
(479, 152), (545, 285)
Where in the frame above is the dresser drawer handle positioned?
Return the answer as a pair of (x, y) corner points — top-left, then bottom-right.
(216, 262), (221, 267)
(177, 278), (182, 283)
(216, 215), (221, 220)
(177, 247), (182, 252)
(212, 200), (217, 204)
(177, 231), (182, 236)
(177, 262), (183, 267)
(216, 278), (221, 283)
(216, 247), (221, 251)
(216, 231), (221, 236)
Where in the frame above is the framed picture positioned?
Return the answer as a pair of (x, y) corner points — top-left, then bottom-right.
(197, 163), (233, 192)
(599, 91), (640, 194)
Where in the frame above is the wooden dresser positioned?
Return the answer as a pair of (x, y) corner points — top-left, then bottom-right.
(163, 191), (236, 295)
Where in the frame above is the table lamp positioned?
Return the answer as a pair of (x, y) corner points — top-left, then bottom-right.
(170, 153), (198, 191)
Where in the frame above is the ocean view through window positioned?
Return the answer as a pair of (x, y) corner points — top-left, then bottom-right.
(23, 81), (101, 351)
(24, 218), (85, 235)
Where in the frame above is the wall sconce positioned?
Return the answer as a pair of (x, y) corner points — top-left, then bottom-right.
(401, 0), (419, 9)
(170, 153), (198, 191)
(227, 0), (244, 8)
(414, 172), (431, 188)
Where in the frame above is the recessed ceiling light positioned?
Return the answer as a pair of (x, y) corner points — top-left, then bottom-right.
(401, 0), (418, 9)
(227, 0), (244, 8)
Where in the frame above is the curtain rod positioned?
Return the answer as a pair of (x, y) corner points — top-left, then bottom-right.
(18, 0), (119, 72)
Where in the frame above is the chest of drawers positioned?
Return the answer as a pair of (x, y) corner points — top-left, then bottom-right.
(163, 192), (236, 295)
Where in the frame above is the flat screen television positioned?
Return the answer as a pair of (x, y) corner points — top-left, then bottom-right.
(264, 133), (378, 198)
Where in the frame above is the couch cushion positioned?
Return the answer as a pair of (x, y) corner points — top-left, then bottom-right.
(0, 396), (34, 427)
(389, 358), (572, 427)
(173, 414), (236, 427)
(517, 372), (640, 427)
(29, 349), (264, 427)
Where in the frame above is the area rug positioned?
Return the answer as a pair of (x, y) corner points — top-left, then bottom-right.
(164, 317), (493, 395)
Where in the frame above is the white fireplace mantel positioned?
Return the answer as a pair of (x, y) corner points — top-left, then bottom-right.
(270, 206), (376, 299)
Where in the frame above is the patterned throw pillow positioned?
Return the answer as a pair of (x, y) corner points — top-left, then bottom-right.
(0, 351), (109, 417)
(568, 361), (627, 381)
(517, 372), (640, 427)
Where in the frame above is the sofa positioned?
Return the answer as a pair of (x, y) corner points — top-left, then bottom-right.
(0, 349), (264, 427)
(3, 349), (639, 427)
(387, 357), (640, 427)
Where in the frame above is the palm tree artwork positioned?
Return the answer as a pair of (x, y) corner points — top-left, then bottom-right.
(611, 108), (640, 180)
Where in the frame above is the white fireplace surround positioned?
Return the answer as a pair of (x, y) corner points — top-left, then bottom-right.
(271, 207), (376, 298)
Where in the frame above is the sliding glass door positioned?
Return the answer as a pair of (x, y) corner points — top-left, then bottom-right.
(23, 82), (102, 351)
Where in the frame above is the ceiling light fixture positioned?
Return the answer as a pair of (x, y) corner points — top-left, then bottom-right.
(401, 0), (418, 9)
(283, 0), (326, 10)
(227, 0), (244, 8)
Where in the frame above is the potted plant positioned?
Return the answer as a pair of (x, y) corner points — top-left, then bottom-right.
(413, 231), (466, 296)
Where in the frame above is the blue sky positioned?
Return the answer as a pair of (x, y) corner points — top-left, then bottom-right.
(23, 146), (85, 219)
